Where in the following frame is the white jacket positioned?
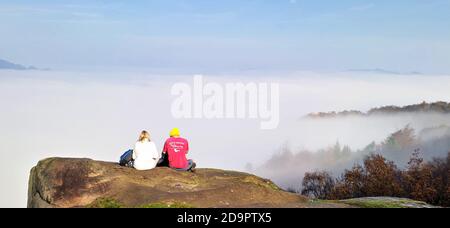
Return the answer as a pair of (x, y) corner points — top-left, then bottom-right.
(132, 140), (159, 170)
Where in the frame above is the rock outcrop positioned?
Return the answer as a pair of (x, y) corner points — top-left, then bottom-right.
(28, 158), (438, 208)
(28, 158), (309, 208)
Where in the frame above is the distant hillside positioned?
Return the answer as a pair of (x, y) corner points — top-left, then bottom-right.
(347, 68), (423, 75)
(306, 102), (450, 119)
(0, 58), (38, 70)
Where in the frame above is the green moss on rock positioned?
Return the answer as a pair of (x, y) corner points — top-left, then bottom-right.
(340, 197), (439, 208)
(88, 198), (124, 208)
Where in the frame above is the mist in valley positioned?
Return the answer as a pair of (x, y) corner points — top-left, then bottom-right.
(0, 70), (450, 207)
(254, 113), (450, 190)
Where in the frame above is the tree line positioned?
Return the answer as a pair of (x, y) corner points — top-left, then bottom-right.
(301, 150), (449, 207)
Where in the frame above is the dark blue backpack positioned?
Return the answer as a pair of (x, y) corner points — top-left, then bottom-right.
(119, 149), (134, 167)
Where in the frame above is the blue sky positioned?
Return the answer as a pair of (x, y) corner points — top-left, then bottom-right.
(1, 0), (449, 73)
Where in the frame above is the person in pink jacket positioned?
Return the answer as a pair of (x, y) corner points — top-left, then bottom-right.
(161, 128), (196, 171)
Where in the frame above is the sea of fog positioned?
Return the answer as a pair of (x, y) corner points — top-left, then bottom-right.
(1, 70), (450, 207)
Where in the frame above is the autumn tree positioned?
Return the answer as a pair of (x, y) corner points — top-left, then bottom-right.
(301, 171), (335, 199)
(331, 165), (365, 199)
(360, 154), (404, 196)
(403, 150), (436, 202)
(423, 152), (449, 206)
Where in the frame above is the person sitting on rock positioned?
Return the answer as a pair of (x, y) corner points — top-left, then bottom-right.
(162, 128), (196, 171)
(132, 130), (160, 170)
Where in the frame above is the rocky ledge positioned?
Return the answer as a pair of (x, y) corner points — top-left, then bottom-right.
(27, 158), (438, 208)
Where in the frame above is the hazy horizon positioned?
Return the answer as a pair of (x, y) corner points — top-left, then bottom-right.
(1, 0), (450, 74)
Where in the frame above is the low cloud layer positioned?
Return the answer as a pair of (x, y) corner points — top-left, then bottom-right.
(0, 70), (449, 207)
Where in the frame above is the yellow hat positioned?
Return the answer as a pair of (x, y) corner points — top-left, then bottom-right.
(170, 128), (180, 137)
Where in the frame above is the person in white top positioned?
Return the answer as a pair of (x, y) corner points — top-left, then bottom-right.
(132, 130), (160, 170)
